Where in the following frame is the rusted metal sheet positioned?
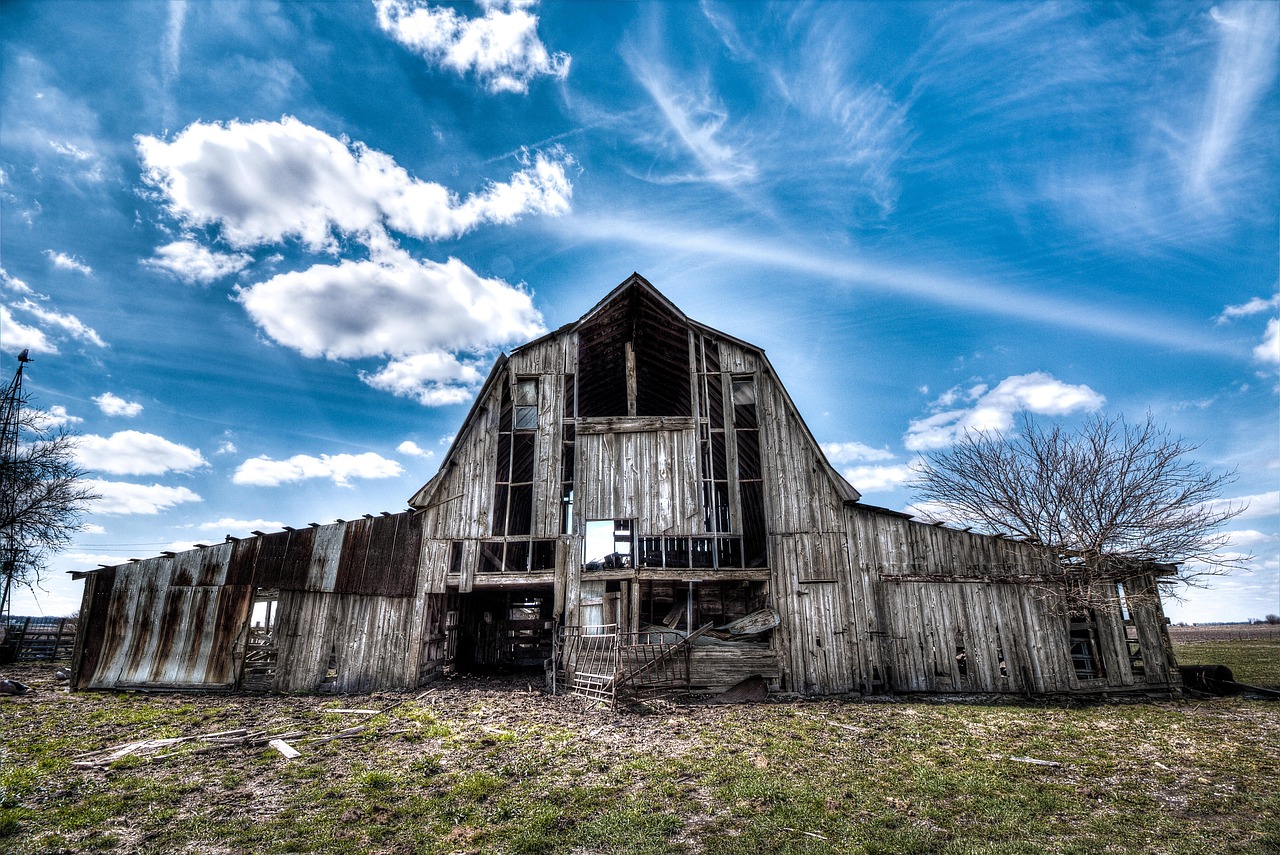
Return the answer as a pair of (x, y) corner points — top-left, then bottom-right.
(335, 517), (373, 594)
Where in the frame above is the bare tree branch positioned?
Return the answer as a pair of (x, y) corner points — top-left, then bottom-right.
(910, 413), (1246, 595)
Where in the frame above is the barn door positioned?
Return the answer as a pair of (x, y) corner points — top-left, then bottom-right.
(793, 581), (855, 693)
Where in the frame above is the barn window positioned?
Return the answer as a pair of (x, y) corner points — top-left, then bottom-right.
(584, 519), (633, 571)
(448, 541), (465, 575)
(514, 378), (539, 429)
(1068, 610), (1105, 680)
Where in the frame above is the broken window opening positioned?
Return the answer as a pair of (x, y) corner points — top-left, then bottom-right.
(638, 579), (770, 638)
(513, 377), (539, 429)
(1117, 581), (1146, 679)
(477, 538), (557, 574)
(448, 541), (465, 575)
(1068, 610), (1106, 681)
(584, 519), (633, 571)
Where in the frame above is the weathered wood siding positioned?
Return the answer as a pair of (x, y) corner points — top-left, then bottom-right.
(76, 512), (431, 692)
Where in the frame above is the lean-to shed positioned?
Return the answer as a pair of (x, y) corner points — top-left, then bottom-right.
(71, 274), (1182, 698)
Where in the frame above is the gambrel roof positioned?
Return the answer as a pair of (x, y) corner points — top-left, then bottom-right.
(409, 273), (860, 510)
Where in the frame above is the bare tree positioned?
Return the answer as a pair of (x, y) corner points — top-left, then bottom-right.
(910, 413), (1246, 595)
(1, 358), (98, 616)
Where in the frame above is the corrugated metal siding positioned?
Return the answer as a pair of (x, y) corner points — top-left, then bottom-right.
(77, 512), (428, 692)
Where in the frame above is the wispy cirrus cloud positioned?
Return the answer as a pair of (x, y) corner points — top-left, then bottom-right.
(374, 0), (569, 94)
(627, 54), (758, 187)
(1185, 2), (1279, 203)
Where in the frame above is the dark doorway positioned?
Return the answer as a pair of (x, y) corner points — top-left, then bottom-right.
(455, 586), (554, 674)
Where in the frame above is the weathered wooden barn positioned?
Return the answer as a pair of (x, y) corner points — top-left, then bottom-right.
(70, 274), (1182, 698)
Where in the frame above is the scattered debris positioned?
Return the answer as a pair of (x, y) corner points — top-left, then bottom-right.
(1006, 755), (1063, 768)
(268, 738), (300, 759)
(0, 678), (33, 695)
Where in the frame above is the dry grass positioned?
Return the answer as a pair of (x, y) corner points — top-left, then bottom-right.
(1, 663), (1277, 854)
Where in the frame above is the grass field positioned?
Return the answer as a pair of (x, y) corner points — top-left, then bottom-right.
(2, 631), (1277, 854)
(1170, 623), (1280, 689)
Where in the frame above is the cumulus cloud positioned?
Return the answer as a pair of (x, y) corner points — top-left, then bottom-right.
(374, 0), (570, 94)
(77, 431), (207, 476)
(237, 252), (541, 403)
(195, 517), (286, 534)
(137, 117), (573, 251)
(233, 451), (404, 487)
(904, 372), (1105, 451)
(144, 239), (251, 284)
(361, 353), (487, 405)
(93, 392), (143, 417)
(397, 440), (434, 458)
(43, 249), (93, 275)
(821, 441), (896, 465)
(86, 479), (202, 515)
(841, 463), (916, 493)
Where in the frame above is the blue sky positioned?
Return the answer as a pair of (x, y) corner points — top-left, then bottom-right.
(1, 0), (1276, 623)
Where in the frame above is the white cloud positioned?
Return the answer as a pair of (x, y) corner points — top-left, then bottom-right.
(144, 239), (251, 284)
(12, 298), (106, 348)
(195, 517), (286, 534)
(0, 305), (57, 355)
(629, 55), (757, 186)
(1202, 490), (1280, 521)
(361, 353), (486, 405)
(215, 440), (237, 455)
(0, 267), (34, 295)
(80, 523), (106, 535)
(1186, 2), (1280, 201)
(821, 441), (896, 464)
(32, 405), (82, 429)
(233, 452), (404, 487)
(86, 479), (202, 515)
(236, 252), (542, 404)
(93, 392), (143, 418)
(77, 430), (207, 476)
(1220, 529), (1279, 550)
(904, 372), (1105, 451)
(841, 463), (916, 493)
(43, 249), (93, 275)
(1217, 293), (1279, 323)
(1254, 318), (1279, 366)
(137, 117), (573, 251)
(397, 440), (434, 458)
(374, 0), (570, 94)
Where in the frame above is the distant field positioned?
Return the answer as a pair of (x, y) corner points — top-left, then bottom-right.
(1170, 624), (1280, 689)
(2, 664), (1278, 854)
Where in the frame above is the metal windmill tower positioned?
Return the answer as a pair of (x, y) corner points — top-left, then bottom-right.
(0, 349), (33, 621)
